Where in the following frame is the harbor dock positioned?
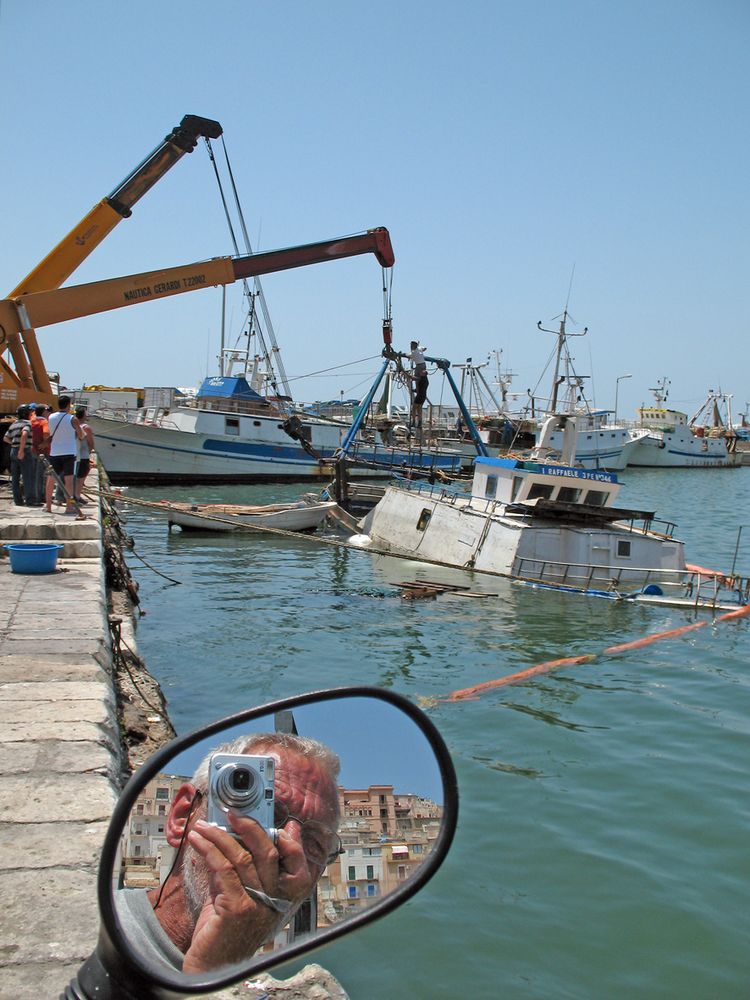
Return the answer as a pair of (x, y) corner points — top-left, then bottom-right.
(0, 472), (120, 997)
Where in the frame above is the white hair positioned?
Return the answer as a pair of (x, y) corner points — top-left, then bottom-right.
(190, 731), (340, 794)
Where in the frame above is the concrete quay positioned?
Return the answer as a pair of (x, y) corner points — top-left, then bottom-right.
(0, 471), (121, 998)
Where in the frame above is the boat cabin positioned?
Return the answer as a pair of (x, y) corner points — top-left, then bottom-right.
(637, 406), (688, 430)
(472, 456), (621, 509)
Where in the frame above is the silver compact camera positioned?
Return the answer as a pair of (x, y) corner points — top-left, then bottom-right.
(206, 753), (276, 834)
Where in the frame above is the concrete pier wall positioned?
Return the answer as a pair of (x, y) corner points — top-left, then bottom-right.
(0, 471), (121, 997)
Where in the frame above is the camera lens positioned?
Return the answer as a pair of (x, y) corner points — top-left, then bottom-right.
(231, 768), (251, 791)
(214, 762), (262, 809)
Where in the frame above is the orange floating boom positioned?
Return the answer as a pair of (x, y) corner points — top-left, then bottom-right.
(444, 603), (750, 703)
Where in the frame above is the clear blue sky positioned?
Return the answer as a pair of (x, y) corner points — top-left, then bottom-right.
(167, 697), (445, 803)
(1, 0), (748, 419)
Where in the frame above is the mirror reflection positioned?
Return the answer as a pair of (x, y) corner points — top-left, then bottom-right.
(113, 697), (445, 976)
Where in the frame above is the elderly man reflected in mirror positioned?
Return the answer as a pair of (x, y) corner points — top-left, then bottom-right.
(115, 733), (341, 974)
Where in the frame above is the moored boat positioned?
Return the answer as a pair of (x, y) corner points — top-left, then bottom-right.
(90, 375), (463, 484)
(626, 381), (741, 468)
(147, 497), (339, 533)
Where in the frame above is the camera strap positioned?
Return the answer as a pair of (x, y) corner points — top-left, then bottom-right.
(242, 885), (292, 915)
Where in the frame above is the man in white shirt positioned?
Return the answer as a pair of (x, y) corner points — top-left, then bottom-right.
(45, 395), (84, 514)
(408, 341), (429, 428)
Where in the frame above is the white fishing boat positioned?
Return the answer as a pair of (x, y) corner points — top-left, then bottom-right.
(627, 381), (741, 468)
(90, 375), (463, 484)
(146, 497), (339, 533)
(354, 414), (749, 611)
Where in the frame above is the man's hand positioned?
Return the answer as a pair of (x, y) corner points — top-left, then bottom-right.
(181, 812), (320, 973)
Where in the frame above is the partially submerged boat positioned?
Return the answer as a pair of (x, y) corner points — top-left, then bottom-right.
(148, 496), (339, 533)
(355, 414), (749, 611)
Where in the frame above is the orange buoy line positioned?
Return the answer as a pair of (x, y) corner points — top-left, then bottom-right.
(444, 603), (750, 702)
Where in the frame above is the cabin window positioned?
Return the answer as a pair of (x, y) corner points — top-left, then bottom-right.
(225, 417), (240, 436)
(584, 489), (608, 506)
(510, 476), (523, 502)
(557, 487), (582, 503)
(617, 540), (632, 558)
(527, 483), (554, 500)
(253, 420), (262, 427)
(484, 475), (498, 499)
(416, 509), (432, 531)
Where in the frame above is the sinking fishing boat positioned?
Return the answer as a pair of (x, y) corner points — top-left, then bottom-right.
(354, 414), (749, 611)
(149, 497), (339, 533)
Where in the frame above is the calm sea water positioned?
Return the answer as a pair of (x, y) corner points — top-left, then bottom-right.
(122, 467), (750, 999)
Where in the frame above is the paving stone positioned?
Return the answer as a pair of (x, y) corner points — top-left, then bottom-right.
(0, 820), (108, 869)
(0, 698), (113, 727)
(0, 868), (100, 965)
(0, 772), (118, 823)
(2, 720), (115, 743)
(0, 961), (87, 999)
(0, 739), (115, 776)
(0, 656), (109, 683)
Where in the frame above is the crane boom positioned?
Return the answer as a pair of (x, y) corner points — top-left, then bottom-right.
(3, 115), (223, 398)
(0, 228), (394, 408)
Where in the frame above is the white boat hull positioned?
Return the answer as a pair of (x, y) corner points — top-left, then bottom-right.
(536, 425), (642, 470)
(627, 429), (741, 467)
(90, 408), (462, 484)
(149, 499), (338, 533)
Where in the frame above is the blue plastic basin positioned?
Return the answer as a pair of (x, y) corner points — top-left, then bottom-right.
(3, 543), (64, 574)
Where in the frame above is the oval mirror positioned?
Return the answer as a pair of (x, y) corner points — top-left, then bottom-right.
(65, 687), (457, 999)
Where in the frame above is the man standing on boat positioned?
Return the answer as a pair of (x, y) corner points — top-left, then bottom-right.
(408, 340), (429, 429)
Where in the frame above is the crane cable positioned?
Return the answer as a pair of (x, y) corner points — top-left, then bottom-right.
(203, 136), (288, 400)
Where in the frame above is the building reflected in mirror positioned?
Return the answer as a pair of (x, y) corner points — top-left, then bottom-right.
(120, 774), (184, 889)
(321, 784), (442, 920)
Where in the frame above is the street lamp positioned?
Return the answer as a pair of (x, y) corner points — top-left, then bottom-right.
(614, 374), (633, 424)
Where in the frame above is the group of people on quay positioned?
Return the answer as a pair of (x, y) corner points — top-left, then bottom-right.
(3, 395), (95, 513)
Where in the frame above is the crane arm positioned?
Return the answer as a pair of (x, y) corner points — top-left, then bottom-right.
(11, 115), (223, 299)
(0, 227), (394, 347)
(4, 115), (222, 397)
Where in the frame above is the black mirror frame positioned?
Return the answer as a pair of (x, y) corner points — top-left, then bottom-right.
(68, 686), (458, 999)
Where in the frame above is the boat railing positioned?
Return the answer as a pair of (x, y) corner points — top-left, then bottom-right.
(617, 515), (678, 539)
(393, 478), (469, 502)
(512, 556), (750, 608)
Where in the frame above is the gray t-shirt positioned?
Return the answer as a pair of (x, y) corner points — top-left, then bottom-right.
(113, 888), (185, 972)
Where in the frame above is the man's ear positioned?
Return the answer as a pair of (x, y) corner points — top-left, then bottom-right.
(165, 783), (199, 848)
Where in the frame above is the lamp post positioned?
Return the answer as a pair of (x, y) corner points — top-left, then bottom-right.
(614, 373), (632, 424)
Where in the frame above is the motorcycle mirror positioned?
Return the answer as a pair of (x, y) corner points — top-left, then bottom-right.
(63, 686), (458, 998)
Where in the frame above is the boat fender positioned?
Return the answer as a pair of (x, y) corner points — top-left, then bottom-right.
(348, 534), (373, 549)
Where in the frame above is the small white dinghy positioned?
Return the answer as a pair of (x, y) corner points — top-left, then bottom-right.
(153, 499), (339, 533)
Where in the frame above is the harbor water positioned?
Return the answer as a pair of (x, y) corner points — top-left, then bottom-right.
(122, 467), (750, 999)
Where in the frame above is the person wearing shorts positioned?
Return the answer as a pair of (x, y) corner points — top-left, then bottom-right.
(74, 406), (96, 501)
(46, 395), (83, 513)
